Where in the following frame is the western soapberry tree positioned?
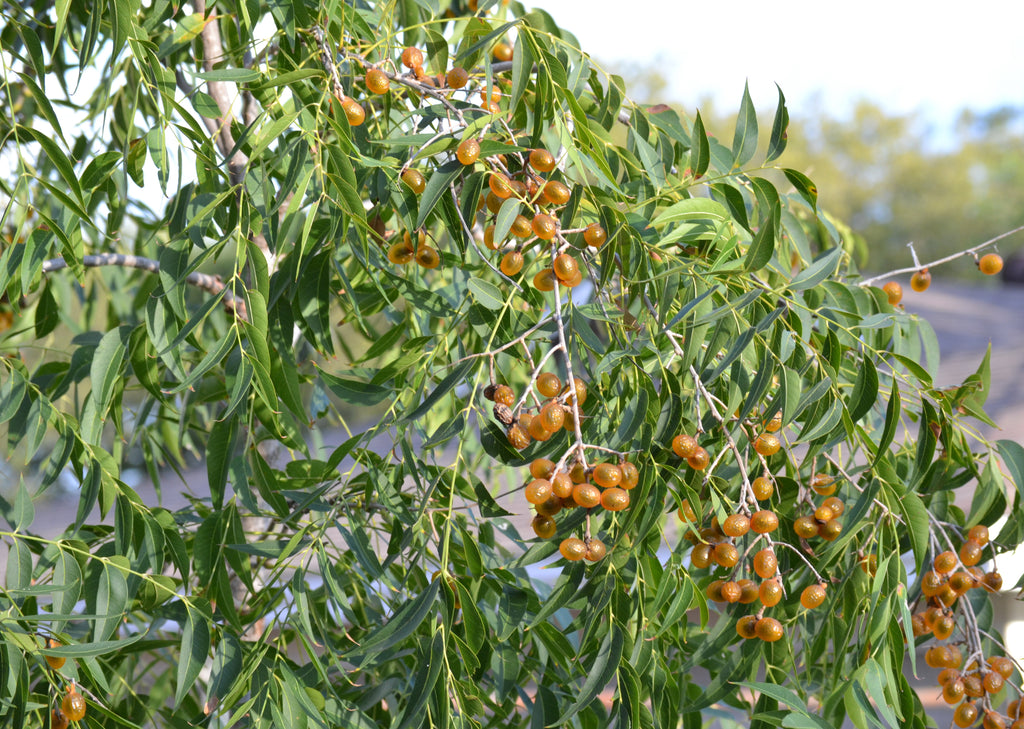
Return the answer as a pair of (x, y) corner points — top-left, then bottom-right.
(1, 1), (1022, 728)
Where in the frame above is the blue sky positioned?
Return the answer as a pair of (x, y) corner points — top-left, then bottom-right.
(543, 0), (1024, 124)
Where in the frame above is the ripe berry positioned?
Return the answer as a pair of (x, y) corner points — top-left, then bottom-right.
(722, 514), (750, 538)
(738, 579), (760, 604)
(818, 518), (842, 541)
(532, 514), (556, 539)
(492, 42), (513, 62)
(619, 462), (639, 490)
(982, 571), (1003, 592)
(989, 656), (1014, 679)
(530, 459), (556, 480)
(983, 670), (1005, 694)
(713, 542), (739, 568)
(528, 416), (553, 442)
(800, 584), (827, 609)
(821, 496), (845, 516)
(340, 96), (365, 126)
(599, 486), (630, 512)
(911, 268), (932, 292)
(934, 550), (958, 574)
(539, 402), (565, 431)
(949, 571), (974, 594)
(759, 579), (783, 607)
(755, 616), (784, 642)
(720, 581), (742, 603)
(687, 447), (710, 471)
(542, 180), (571, 206)
(401, 46), (424, 69)
(983, 710), (1007, 729)
(535, 496), (561, 517)
(366, 68), (390, 94)
(536, 373), (561, 398)
(953, 702), (978, 728)
(793, 515), (818, 539)
(691, 543), (713, 569)
(51, 708), (70, 729)
(493, 385), (514, 407)
(925, 646), (950, 668)
(751, 476), (774, 500)
(672, 434), (699, 459)
(814, 504), (835, 523)
(933, 614), (956, 640)
(510, 215), (533, 238)
(387, 240), (415, 265)
(572, 483), (601, 509)
(566, 378), (588, 406)
(753, 548), (777, 579)
(45, 637), (65, 669)
(921, 571), (946, 596)
(401, 168), (426, 194)
(416, 246), (441, 269)
(706, 580), (726, 602)
(968, 524), (990, 545)
(525, 479), (552, 505)
(489, 173), (513, 199)
(882, 281), (903, 305)
(457, 138), (481, 165)
(678, 499), (698, 523)
(559, 537), (586, 561)
(62, 690), (86, 722)
(736, 615), (759, 639)
(938, 667), (960, 687)
(750, 510), (779, 534)
(592, 463), (622, 488)
(551, 473), (573, 499)
(979, 253), (1004, 275)
(500, 251), (524, 276)
(529, 148), (556, 172)
(533, 269), (556, 291)
(507, 423), (530, 450)
(809, 473), (836, 495)
(446, 66), (469, 89)
(486, 191), (504, 214)
(943, 677), (966, 704)
(964, 674), (985, 698)
(530, 214), (557, 241)
(753, 433), (781, 456)
(585, 538), (607, 562)
(583, 223), (607, 248)
(764, 410), (783, 433)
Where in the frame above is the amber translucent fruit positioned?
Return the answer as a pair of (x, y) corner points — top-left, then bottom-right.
(493, 42), (513, 62)
(532, 514), (556, 539)
(366, 67), (390, 94)
(559, 537), (586, 561)
(457, 138), (481, 165)
(882, 281), (903, 305)
(801, 584), (826, 609)
(62, 690), (86, 722)
(543, 180), (571, 206)
(529, 148), (556, 172)
(446, 66), (469, 88)
(755, 616), (784, 642)
(51, 708), (70, 729)
(809, 472), (836, 495)
(45, 637), (65, 669)
(911, 268), (932, 292)
(759, 579), (783, 607)
(753, 433), (781, 456)
(672, 434), (698, 459)
(751, 476), (774, 500)
(339, 96), (365, 126)
(750, 510), (779, 534)
(401, 168), (426, 194)
(500, 251), (524, 276)
(979, 253), (1004, 275)
(401, 46), (424, 69)
(722, 513), (750, 538)
(736, 615), (759, 640)
(532, 213), (557, 240)
(753, 548), (777, 579)
(687, 447), (710, 470)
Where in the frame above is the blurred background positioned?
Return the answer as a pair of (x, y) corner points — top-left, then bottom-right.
(548, 0), (1024, 275)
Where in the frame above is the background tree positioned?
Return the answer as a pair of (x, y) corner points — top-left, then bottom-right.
(1, 2), (1022, 729)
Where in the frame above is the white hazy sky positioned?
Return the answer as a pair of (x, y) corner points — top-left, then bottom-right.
(541, 0), (1024, 124)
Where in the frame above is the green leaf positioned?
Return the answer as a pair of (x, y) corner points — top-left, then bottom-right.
(5, 539), (31, 590)
(871, 384), (901, 467)
(998, 440), (1024, 499)
(737, 681), (808, 712)
(347, 581), (439, 665)
(176, 604), (211, 705)
(404, 360), (476, 421)
(12, 480), (33, 531)
(846, 357), (878, 422)
(206, 416), (238, 510)
(653, 198), (730, 228)
(416, 160), (463, 229)
(766, 84), (789, 162)
(468, 277), (506, 310)
(551, 623), (623, 725)
(789, 247), (843, 291)
(731, 81), (758, 167)
(317, 367), (391, 405)
(93, 560), (128, 642)
(690, 111), (710, 178)
(784, 168), (818, 209)
(396, 632), (445, 729)
(896, 491), (929, 575)
(745, 203), (778, 271)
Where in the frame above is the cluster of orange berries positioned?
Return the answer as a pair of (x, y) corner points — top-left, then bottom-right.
(385, 229), (441, 269)
(793, 475), (846, 542)
(881, 251), (1004, 305)
(913, 526), (1001, 627)
(485, 373), (586, 450)
(524, 456), (638, 562)
(927, 649), (1019, 729)
(51, 684), (86, 728)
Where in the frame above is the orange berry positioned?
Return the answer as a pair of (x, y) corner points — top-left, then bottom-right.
(542, 180), (571, 206)
(45, 637), (65, 670)
(753, 433), (781, 456)
(51, 709), (70, 729)
(489, 173), (513, 199)
(882, 281), (903, 305)
(600, 487), (629, 512)
(500, 251), (524, 276)
(529, 148), (556, 172)
(911, 268), (932, 292)
(982, 571), (1003, 592)
(752, 548), (777, 579)
(533, 269), (555, 291)
(525, 479), (553, 505)
(720, 580), (742, 603)
(934, 550), (958, 574)
(532, 514), (556, 539)
(672, 434), (699, 459)
(530, 458), (555, 480)
(416, 245), (441, 269)
(751, 476), (774, 500)
(809, 473), (836, 495)
(527, 415), (553, 442)
(592, 463), (622, 489)
(510, 214), (533, 238)
(584, 538), (607, 562)
(713, 542), (739, 568)
(619, 462), (639, 490)
(551, 472), (573, 499)
(738, 578), (760, 604)
(536, 372), (562, 398)
(690, 543), (713, 569)
(572, 483), (601, 509)
(559, 537), (586, 561)
(943, 677), (966, 704)
(968, 524), (990, 546)
(933, 614), (955, 640)
(532, 213), (558, 240)
(818, 518), (843, 541)
(583, 223), (607, 248)
(953, 702), (978, 728)
(983, 710), (1007, 729)
(821, 496), (845, 516)
(759, 579), (783, 607)
(401, 46), (424, 69)
(401, 168), (426, 194)
(706, 580), (726, 602)
(678, 499), (698, 523)
(687, 447), (710, 470)
(755, 616), (784, 642)
(492, 42), (513, 62)
(721, 513), (750, 538)
(457, 138), (481, 165)
(983, 670), (1005, 694)
(793, 515), (818, 539)
(736, 615), (759, 639)
(552, 253), (578, 282)
(340, 96), (365, 126)
(507, 423), (530, 450)
(800, 583), (826, 609)
(387, 240), (415, 264)
(979, 253), (1004, 275)
(989, 656), (1014, 679)
(365, 67), (390, 94)
(921, 571), (946, 596)
(446, 66), (469, 89)
(62, 690), (86, 722)
(750, 510), (779, 534)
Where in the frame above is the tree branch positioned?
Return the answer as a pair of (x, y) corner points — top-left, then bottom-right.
(42, 254), (249, 321)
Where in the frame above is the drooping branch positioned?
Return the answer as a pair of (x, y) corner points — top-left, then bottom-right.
(42, 254), (248, 321)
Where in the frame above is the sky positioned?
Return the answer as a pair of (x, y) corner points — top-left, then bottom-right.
(540, 0), (1024, 126)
